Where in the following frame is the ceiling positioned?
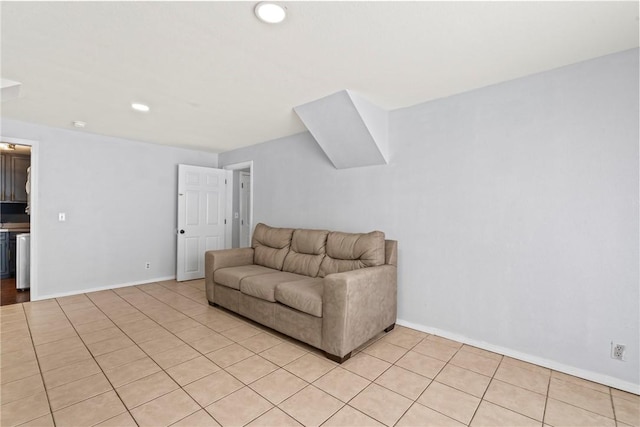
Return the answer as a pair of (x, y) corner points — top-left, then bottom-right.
(1, 1), (638, 154)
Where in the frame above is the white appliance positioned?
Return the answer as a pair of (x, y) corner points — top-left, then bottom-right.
(16, 233), (30, 290)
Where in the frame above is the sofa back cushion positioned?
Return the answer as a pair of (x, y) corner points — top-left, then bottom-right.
(282, 229), (329, 277)
(318, 230), (386, 277)
(252, 223), (294, 270)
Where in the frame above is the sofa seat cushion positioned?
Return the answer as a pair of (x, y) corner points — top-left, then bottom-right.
(215, 265), (278, 290)
(275, 278), (324, 318)
(240, 272), (307, 302)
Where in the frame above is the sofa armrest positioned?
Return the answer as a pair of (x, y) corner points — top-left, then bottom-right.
(321, 265), (397, 358)
(205, 248), (254, 302)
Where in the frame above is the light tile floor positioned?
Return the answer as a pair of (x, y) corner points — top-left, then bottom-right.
(1, 279), (638, 427)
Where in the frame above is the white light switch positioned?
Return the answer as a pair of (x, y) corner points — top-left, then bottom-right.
(58, 212), (66, 222)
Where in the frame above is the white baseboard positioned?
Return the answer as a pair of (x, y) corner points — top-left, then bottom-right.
(31, 275), (176, 301)
(397, 318), (640, 395)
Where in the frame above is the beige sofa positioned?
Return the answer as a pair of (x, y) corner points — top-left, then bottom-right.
(205, 223), (397, 363)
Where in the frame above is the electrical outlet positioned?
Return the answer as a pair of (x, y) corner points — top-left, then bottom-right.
(611, 342), (625, 360)
(145, 262), (151, 270)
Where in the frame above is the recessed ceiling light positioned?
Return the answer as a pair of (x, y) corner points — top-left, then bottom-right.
(131, 102), (150, 112)
(255, 2), (286, 24)
(72, 121), (86, 128)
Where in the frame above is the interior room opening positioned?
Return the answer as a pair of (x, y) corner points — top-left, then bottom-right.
(1, 142), (32, 305)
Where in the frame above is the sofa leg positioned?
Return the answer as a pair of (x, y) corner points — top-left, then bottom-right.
(325, 352), (352, 364)
(208, 301), (219, 307)
(384, 323), (395, 333)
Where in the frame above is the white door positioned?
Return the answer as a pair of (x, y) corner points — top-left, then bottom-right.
(239, 172), (251, 247)
(177, 165), (231, 281)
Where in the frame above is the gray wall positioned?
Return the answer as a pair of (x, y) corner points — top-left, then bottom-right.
(219, 49), (639, 388)
(1, 118), (218, 298)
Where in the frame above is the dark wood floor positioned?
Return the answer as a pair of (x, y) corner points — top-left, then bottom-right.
(1, 277), (30, 306)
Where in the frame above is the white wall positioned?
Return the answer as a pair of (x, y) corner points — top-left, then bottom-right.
(1, 119), (218, 298)
(219, 49), (639, 391)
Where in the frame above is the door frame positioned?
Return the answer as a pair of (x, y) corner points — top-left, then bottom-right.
(1, 136), (39, 300)
(223, 161), (254, 246)
(239, 171), (251, 247)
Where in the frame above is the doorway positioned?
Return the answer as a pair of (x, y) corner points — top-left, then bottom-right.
(0, 137), (38, 305)
(224, 161), (254, 248)
(239, 171), (251, 248)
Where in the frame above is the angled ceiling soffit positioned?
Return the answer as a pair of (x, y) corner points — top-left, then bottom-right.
(1, 79), (22, 102)
(294, 90), (389, 169)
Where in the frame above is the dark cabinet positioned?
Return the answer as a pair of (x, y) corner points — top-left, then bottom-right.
(0, 232), (21, 278)
(0, 153), (30, 202)
(0, 233), (8, 279)
(8, 233), (17, 276)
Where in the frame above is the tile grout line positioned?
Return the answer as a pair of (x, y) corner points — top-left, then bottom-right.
(545, 373), (619, 423)
(470, 354), (550, 426)
(51, 296), (139, 426)
(69, 287), (624, 427)
(19, 302), (57, 427)
(469, 353), (551, 424)
(136, 283), (346, 425)
(485, 377), (548, 424)
(341, 331), (451, 427)
(386, 341), (529, 426)
(19, 292), (182, 425)
(459, 350), (502, 426)
(54, 291), (206, 424)
(152, 280), (210, 309)
(135, 283), (283, 426)
(131, 283), (282, 393)
(8, 284), (633, 427)
(476, 354), (548, 423)
(139, 281), (210, 312)
(323, 331), (464, 426)
(285, 383), (346, 427)
(391, 338), (469, 426)
(542, 368), (552, 426)
(368, 332), (437, 427)
(609, 386), (617, 424)
(92, 284), (302, 425)
(92, 290), (232, 423)
(102, 287), (257, 424)
(504, 358), (610, 425)
(134, 282), (339, 383)
(81, 289), (208, 422)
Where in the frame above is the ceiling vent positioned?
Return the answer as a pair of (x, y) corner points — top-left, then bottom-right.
(294, 90), (389, 169)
